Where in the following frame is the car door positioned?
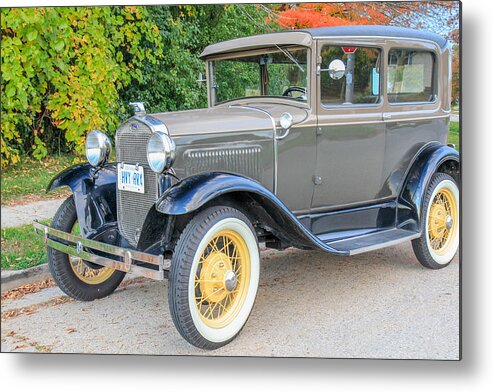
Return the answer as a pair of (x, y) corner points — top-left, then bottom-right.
(273, 106), (317, 218)
(380, 43), (447, 199)
(311, 41), (386, 212)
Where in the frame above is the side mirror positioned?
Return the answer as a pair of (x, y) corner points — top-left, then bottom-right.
(328, 59), (346, 80)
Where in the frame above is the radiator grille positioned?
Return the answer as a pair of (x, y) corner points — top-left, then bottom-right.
(116, 120), (157, 246)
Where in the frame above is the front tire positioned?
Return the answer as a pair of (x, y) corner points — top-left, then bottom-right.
(412, 172), (460, 269)
(168, 206), (260, 350)
(47, 196), (126, 301)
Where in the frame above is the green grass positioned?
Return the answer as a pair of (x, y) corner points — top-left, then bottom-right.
(1, 220), (51, 270)
(449, 121), (460, 151)
(1, 155), (75, 206)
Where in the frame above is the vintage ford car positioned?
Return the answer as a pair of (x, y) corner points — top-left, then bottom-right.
(34, 25), (459, 349)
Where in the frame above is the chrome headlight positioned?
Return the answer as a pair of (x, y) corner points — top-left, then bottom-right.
(86, 130), (111, 167)
(147, 131), (176, 173)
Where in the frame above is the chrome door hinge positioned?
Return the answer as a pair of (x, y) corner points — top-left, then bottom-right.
(316, 55), (323, 76)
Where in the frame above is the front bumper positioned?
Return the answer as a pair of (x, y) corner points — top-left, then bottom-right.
(33, 222), (170, 280)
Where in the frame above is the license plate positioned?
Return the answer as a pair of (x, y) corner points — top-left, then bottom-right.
(117, 164), (145, 194)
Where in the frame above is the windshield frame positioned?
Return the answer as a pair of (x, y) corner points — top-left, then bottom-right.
(205, 45), (311, 108)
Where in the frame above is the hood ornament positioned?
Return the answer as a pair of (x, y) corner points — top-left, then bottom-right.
(130, 101), (146, 115)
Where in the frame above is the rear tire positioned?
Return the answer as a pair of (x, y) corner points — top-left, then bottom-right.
(412, 173), (459, 269)
(168, 206), (260, 350)
(47, 196), (126, 301)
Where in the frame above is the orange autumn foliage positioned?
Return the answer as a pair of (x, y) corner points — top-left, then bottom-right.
(272, 3), (390, 29)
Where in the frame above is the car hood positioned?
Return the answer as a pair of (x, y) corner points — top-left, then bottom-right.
(150, 102), (309, 138)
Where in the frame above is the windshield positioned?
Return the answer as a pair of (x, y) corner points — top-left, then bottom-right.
(209, 47), (309, 105)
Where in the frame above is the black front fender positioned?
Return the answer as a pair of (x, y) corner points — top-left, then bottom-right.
(48, 163), (118, 238)
(154, 172), (348, 255)
(156, 172), (272, 215)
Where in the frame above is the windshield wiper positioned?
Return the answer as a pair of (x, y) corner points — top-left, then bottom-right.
(275, 45), (305, 73)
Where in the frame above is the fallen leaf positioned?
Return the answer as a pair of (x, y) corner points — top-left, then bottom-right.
(65, 327), (77, 334)
(14, 345), (27, 350)
(1, 279), (56, 300)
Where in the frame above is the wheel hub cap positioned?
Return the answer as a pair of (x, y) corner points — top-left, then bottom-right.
(445, 215), (453, 230)
(224, 270), (237, 292)
(199, 252), (231, 303)
(429, 203), (447, 237)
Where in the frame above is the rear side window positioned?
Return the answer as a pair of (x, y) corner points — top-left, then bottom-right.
(387, 49), (435, 103)
(320, 46), (381, 105)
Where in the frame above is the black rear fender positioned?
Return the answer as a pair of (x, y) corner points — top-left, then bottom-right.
(398, 145), (459, 231)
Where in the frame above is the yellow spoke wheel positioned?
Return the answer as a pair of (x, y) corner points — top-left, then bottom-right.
(412, 172), (459, 269)
(68, 256), (115, 285)
(168, 206), (260, 349)
(67, 222), (115, 285)
(427, 188), (458, 256)
(194, 230), (251, 328)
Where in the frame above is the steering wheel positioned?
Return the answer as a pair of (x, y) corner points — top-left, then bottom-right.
(282, 86), (307, 100)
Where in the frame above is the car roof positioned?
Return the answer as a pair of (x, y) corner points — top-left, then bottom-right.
(199, 25), (447, 59)
(302, 25), (447, 47)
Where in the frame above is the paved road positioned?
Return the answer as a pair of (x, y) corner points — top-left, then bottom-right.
(1, 242), (459, 359)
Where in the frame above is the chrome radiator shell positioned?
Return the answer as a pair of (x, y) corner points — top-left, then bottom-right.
(116, 120), (158, 246)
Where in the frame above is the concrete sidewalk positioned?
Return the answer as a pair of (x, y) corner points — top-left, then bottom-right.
(1, 198), (64, 228)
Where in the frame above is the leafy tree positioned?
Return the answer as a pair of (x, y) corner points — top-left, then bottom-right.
(269, 2), (459, 38)
(1, 6), (162, 166)
(447, 28), (459, 105)
(120, 4), (273, 115)
(1, 4), (273, 166)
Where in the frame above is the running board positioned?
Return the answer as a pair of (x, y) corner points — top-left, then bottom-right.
(322, 228), (421, 255)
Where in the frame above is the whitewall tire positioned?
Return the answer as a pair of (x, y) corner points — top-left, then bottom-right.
(412, 172), (460, 269)
(168, 206), (259, 349)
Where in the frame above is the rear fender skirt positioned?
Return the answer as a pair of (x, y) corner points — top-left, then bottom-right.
(155, 172), (349, 255)
(48, 163), (118, 239)
(398, 145), (459, 230)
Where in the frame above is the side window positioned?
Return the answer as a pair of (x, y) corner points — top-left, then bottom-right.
(387, 49), (435, 103)
(320, 46), (381, 105)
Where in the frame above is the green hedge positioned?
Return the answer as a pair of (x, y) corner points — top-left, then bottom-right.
(1, 6), (163, 166)
(1, 5), (271, 167)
